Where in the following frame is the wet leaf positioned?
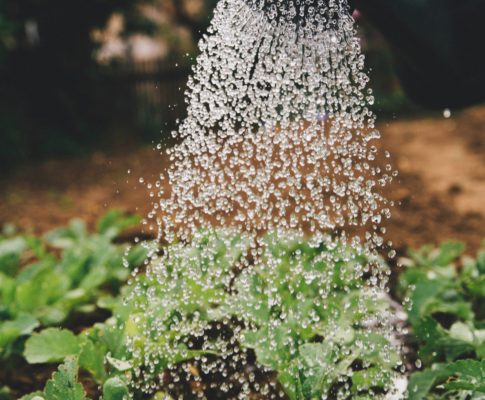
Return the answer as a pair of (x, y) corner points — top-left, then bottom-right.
(43, 358), (86, 400)
(24, 328), (81, 364)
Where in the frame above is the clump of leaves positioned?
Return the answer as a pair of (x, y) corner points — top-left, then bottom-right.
(399, 241), (485, 399)
(227, 233), (400, 399)
(126, 231), (400, 399)
(124, 229), (251, 394)
(20, 311), (133, 400)
(18, 230), (400, 400)
(0, 210), (147, 359)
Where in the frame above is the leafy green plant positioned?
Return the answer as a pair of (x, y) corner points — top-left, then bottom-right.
(21, 311), (132, 399)
(0, 210), (146, 359)
(24, 357), (87, 400)
(227, 234), (399, 399)
(17, 229), (399, 400)
(399, 241), (485, 399)
(124, 231), (400, 399)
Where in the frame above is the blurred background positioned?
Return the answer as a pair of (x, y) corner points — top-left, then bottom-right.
(0, 0), (411, 170)
(0, 0), (484, 251)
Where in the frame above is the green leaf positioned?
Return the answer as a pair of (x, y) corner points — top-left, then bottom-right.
(18, 392), (44, 400)
(44, 220), (87, 249)
(16, 262), (49, 283)
(408, 360), (485, 399)
(444, 359), (485, 392)
(106, 355), (132, 372)
(152, 392), (175, 400)
(24, 328), (81, 364)
(407, 279), (447, 325)
(242, 325), (294, 371)
(352, 367), (392, 394)
(43, 358), (86, 400)
(477, 248), (485, 274)
(79, 337), (107, 383)
(467, 276), (485, 297)
(407, 367), (447, 400)
(25, 237), (48, 261)
(125, 245), (148, 268)
(78, 265), (108, 292)
(96, 296), (120, 311)
(355, 332), (400, 368)
(449, 321), (475, 343)
(435, 241), (466, 266)
(299, 343), (333, 369)
(414, 318), (474, 363)
(278, 366), (305, 400)
(477, 341), (485, 359)
(423, 299), (474, 322)
(0, 386), (13, 400)
(89, 320), (129, 361)
(15, 268), (70, 316)
(298, 343), (351, 398)
(102, 376), (129, 400)
(97, 210), (140, 238)
(0, 313), (39, 350)
(0, 236), (27, 275)
(36, 306), (70, 326)
(57, 250), (90, 285)
(0, 272), (15, 310)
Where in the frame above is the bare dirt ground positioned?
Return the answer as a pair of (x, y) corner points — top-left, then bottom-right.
(1, 105), (484, 254)
(383, 105), (485, 253)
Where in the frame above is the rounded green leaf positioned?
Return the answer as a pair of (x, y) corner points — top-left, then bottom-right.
(103, 376), (129, 400)
(24, 328), (81, 364)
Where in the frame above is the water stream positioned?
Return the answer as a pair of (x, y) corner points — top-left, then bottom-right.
(126, 1), (403, 398)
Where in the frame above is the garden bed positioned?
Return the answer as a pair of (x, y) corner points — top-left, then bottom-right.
(1, 107), (484, 399)
(1, 213), (485, 399)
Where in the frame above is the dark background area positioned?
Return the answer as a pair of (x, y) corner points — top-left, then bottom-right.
(0, 0), (410, 172)
(0, 0), (220, 170)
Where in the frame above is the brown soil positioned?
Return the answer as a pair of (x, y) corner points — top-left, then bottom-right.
(383, 105), (485, 253)
(1, 105), (485, 254)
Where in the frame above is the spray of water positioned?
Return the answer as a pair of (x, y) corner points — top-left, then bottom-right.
(125, 0), (402, 398)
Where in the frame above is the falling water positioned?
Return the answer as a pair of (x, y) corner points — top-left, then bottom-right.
(125, 0), (402, 398)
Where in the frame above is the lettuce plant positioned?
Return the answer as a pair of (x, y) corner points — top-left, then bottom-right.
(123, 231), (400, 398)
(399, 241), (485, 399)
(18, 229), (400, 400)
(0, 210), (146, 360)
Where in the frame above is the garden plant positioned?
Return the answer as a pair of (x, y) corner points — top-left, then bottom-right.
(2, 0), (484, 398)
(1, 214), (484, 399)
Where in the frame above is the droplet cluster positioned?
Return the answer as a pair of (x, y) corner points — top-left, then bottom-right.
(126, 0), (402, 398)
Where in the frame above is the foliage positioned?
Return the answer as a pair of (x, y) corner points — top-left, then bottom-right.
(112, 231), (398, 398)
(9, 229), (400, 400)
(399, 241), (485, 399)
(42, 357), (87, 400)
(15, 220), (485, 399)
(0, 210), (146, 360)
(19, 314), (132, 399)
(13, 219), (485, 400)
(226, 234), (399, 399)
